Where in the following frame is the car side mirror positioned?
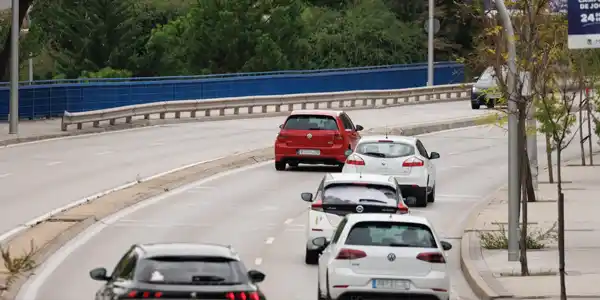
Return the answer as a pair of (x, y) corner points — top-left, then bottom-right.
(312, 237), (330, 249)
(403, 196), (417, 207)
(301, 192), (313, 202)
(429, 152), (440, 160)
(247, 270), (266, 283)
(355, 125), (364, 131)
(89, 267), (109, 281)
(441, 241), (452, 251)
(278, 124), (283, 129)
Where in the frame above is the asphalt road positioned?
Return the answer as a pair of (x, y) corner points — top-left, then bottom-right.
(20, 125), (585, 300)
(0, 101), (489, 238)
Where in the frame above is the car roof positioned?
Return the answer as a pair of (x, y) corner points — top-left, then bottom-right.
(137, 243), (240, 260)
(358, 135), (417, 144)
(345, 213), (432, 227)
(324, 173), (397, 188)
(289, 109), (342, 117)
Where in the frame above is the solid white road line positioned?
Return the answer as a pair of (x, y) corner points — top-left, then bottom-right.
(95, 151), (113, 155)
(0, 173), (11, 178)
(16, 160), (273, 300)
(284, 218), (293, 225)
(0, 155), (228, 243)
(265, 237), (275, 244)
(46, 161), (62, 166)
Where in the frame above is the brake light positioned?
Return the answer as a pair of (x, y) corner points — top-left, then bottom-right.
(402, 157), (424, 167)
(226, 292), (260, 300)
(397, 203), (409, 214)
(276, 133), (287, 141)
(127, 291), (163, 298)
(416, 252), (446, 263)
(311, 200), (323, 211)
(335, 248), (367, 260)
(346, 154), (365, 165)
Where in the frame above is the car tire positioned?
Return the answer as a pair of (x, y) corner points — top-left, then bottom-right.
(336, 163), (344, 172)
(471, 102), (481, 109)
(428, 186), (436, 203)
(275, 161), (286, 171)
(305, 249), (319, 265)
(416, 191), (428, 207)
(486, 99), (495, 108)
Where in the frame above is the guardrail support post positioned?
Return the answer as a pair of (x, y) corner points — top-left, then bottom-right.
(275, 105), (281, 112)
(261, 105), (267, 113)
(159, 112), (165, 119)
(350, 100), (356, 107)
(327, 101), (332, 109)
(301, 103), (307, 110)
(109, 119), (116, 125)
(61, 119), (67, 131)
(77, 123), (83, 130)
(288, 104), (293, 111)
(219, 108), (225, 116)
(191, 111), (196, 118)
(248, 106), (254, 114)
(126, 116), (132, 123)
(314, 102), (320, 109)
(370, 99), (376, 106)
(234, 107), (239, 115)
(175, 112), (180, 118)
(144, 114), (150, 120)
(93, 121), (100, 128)
(204, 110), (210, 117)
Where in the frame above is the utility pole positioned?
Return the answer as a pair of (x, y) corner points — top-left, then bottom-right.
(9, 0), (20, 134)
(495, 0), (520, 262)
(427, 0), (434, 86)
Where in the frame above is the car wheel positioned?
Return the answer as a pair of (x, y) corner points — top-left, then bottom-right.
(336, 163), (344, 172)
(289, 162), (299, 168)
(471, 102), (481, 109)
(305, 249), (319, 265)
(416, 191), (428, 207)
(275, 161), (286, 171)
(486, 99), (495, 108)
(427, 186), (436, 203)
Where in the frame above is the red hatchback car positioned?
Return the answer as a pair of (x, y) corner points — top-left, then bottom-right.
(274, 110), (363, 171)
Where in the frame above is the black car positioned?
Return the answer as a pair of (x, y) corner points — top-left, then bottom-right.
(90, 243), (266, 300)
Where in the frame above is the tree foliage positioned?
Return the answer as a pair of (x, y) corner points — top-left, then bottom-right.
(0, 0), (483, 79)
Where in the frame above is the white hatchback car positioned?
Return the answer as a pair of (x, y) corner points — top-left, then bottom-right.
(300, 173), (411, 265)
(342, 135), (439, 207)
(314, 213), (452, 300)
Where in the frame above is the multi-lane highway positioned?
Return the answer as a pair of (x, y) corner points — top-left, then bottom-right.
(17, 124), (596, 300)
(0, 102), (488, 238)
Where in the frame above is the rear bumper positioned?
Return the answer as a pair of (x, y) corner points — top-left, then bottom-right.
(275, 144), (347, 164)
(398, 185), (429, 198)
(328, 268), (449, 300)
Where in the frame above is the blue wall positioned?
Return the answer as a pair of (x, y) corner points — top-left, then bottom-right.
(0, 61), (464, 120)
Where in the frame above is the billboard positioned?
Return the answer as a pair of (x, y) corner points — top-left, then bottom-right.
(568, 0), (600, 48)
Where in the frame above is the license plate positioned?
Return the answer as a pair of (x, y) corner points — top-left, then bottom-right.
(298, 149), (320, 155)
(372, 279), (410, 290)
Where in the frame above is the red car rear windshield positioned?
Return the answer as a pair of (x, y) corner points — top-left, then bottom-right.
(283, 115), (339, 130)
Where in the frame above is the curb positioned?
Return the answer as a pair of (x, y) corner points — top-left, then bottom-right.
(0, 98), (469, 147)
(460, 185), (514, 300)
(0, 117), (482, 299)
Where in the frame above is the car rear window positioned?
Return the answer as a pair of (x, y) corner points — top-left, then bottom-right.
(323, 184), (398, 206)
(356, 141), (415, 158)
(345, 221), (437, 248)
(135, 256), (248, 285)
(283, 115), (339, 130)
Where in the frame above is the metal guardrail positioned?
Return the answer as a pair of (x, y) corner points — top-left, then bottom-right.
(61, 83), (473, 131)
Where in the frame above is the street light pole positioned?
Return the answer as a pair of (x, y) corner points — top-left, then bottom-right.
(427, 0), (434, 86)
(494, 0), (520, 262)
(9, 0), (20, 134)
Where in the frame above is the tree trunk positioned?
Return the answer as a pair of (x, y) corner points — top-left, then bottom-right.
(578, 97), (586, 165)
(519, 150), (530, 276)
(556, 149), (567, 300)
(587, 103), (594, 165)
(525, 150), (536, 202)
(0, 0), (33, 80)
(546, 133), (554, 183)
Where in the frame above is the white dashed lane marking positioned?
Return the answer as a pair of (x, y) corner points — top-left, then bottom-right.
(46, 161), (62, 166)
(265, 237), (275, 244)
(0, 173), (11, 178)
(95, 151), (113, 155)
(254, 258), (263, 265)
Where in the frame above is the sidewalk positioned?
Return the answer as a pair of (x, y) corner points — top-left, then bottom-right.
(461, 152), (600, 299)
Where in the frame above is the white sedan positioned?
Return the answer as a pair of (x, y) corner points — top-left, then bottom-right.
(314, 213), (452, 300)
(341, 135), (439, 207)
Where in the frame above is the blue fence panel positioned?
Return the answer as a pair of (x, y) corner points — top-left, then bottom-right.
(0, 61), (464, 120)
